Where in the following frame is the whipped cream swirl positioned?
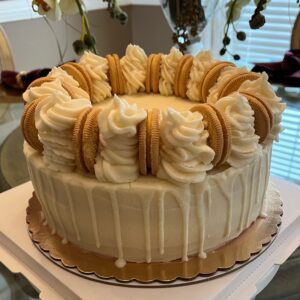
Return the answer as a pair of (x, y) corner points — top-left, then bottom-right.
(238, 72), (286, 145)
(35, 92), (92, 172)
(215, 92), (260, 168)
(48, 66), (90, 99)
(80, 51), (112, 102)
(159, 47), (183, 96)
(207, 66), (248, 104)
(94, 95), (146, 183)
(23, 78), (69, 103)
(48, 67), (79, 87)
(120, 44), (147, 94)
(157, 108), (215, 184)
(187, 51), (216, 102)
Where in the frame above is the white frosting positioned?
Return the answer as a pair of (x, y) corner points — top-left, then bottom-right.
(79, 51), (112, 102)
(159, 47), (183, 96)
(25, 142), (271, 264)
(120, 44), (147, 94)
(238, 72), (286, 144)
(48, 67), (79, 87)
(157, 108), (215, 183)
(207, 67), (248, 104)
(23, 78), (69, 103)
(35, 92), (92, 172)
(94, 95), (146, 183)
(48, 67), (90, 99)
(186, 51), (216, 102)
(215, 92), (260, 168)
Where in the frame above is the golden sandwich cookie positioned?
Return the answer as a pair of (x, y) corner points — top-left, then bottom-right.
(61, 62), (93, 97)
(72, 107), (92, 173)
(81, 107), (102, 174)
(240, 92), (273, 144)
(21, 97), (45, 152)
(200, 61), (234, 102)
(218, 72), (260, 99)
(174, 55), (193, 98)
(106, 54), (125, 95)
(190, 103), (232, 167)
(145, 54), (162, 94)
(138, 108), (160, 176)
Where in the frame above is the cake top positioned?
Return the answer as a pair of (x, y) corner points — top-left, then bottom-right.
(21, 44), (286, 184)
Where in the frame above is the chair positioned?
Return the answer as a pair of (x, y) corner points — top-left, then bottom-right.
(0, 25), (22, 103)
(0, 25), (15, 72)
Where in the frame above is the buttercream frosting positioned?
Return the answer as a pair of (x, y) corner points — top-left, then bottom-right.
(48, 67), (90, 99)
(207, 66), (248, 103)
(23, 78), (69, 103)
(238, 72), (286, 145)
(48, 67), (79, 87)
(79, 51), (112, 102)
(35, 92), (92, 172)
(157, 108), (215, 183)
(120, 44), (147, 94)
(186, 51), (217, 102)
(159, 47), (183, 96)
(94, 95), (146, 183)
(215, 92), (260, 167)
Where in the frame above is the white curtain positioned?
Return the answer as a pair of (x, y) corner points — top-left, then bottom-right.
(189, 0), (227, 56)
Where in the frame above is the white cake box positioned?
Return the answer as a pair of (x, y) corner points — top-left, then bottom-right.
(0, 176), (300, 300)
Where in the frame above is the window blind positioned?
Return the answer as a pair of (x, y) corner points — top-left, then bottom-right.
(230, 1), (300, 184)
(230, 0), (299, 68)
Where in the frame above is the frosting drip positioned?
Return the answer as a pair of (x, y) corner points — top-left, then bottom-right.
(79, 51), (112, 102)
(238, 72), (286, 145)
(23, 78), (69, 103)
(187, 51), (216, 102)
(35, 92), (92, 172)
(120, 44), (147, 94)
(159, 47), (183, 96)
(157, 108), (215, 183)
(94, 95), (146, 183)
(207, 67), (248, 104)
(215, 92), (260, 167)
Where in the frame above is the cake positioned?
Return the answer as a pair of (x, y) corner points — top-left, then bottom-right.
(21, 45), (285, 269)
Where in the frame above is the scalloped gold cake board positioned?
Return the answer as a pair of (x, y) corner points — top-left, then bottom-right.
(26, 187), (282, 284)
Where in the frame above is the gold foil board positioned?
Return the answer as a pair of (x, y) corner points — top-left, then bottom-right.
(26, 190), (282, 284)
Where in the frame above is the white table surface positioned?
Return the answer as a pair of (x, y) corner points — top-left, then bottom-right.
(0, 176), (300, 300)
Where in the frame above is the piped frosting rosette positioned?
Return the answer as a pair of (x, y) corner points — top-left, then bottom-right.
(157, 108), (215, 184)
(79, 51), (112, 102)
(94, 95), (146, 183)
(238, 72), (286, 145)
(159, 47), (183, 96)
(21, 45), (286, 185)
(120, 44), (148, 94)
(23, 78), (70, 103)
(48, 67), (90, 99)
(186, 51), (217, 102)
(214, 92), (260, 168)
(35, 92), (92, 172)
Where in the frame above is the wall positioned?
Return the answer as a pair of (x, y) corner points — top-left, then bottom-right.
(1, 5), (174, 71)
(130, 5), (173, 54)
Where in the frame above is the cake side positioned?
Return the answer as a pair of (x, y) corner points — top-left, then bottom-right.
(24, 142), (271, 265)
